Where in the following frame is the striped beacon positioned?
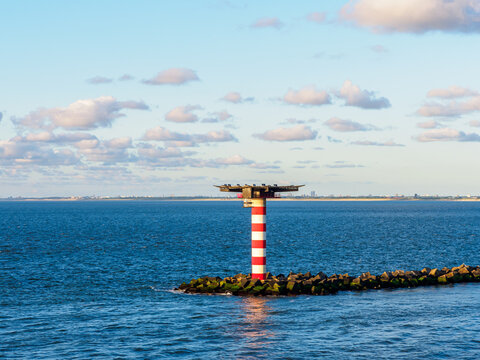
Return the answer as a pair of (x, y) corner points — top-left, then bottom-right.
(251, 198), (267, 280)
(215, 184), (303, 280)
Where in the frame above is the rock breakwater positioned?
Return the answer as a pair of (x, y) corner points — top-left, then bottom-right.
(177, 264), (480, 296)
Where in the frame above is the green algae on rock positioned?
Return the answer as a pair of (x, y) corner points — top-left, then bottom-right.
(176, 264), (480, 296)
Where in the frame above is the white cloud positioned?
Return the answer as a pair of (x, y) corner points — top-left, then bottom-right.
(340, 0), (480, 34)
(249, 163), (280, 169)
(137, 144), (195, 163)
(281, 118), (318, 125)
(0, 138), (79, 166)
(87, 76), (113, 84)
(143, 68), (199, 85)
(427, 86), (478, 98)
(283, 86), (331, 106)
(327, 136), (342, 143)
(221, 92), (254, 104)
(118, 74), (134, 81)
(251, 17), (284, 29)
(105, 137), (132, 149)
(194, 130), (237, 143)
(415, 128), (480, 142)
(202, 110), (233, 123)
(418, 96), (480, 117)
(325, 117), (377, 132)
(143, 126), (237, 145)
(74, 139), (100, 149)
(165, 105), (201, 123)
(13, 96), (149, 130)
(351, 140), (404, 146)
(307, 12), (326, 23)
(21, 132), (97, 144)
(213, 155), (253, 166)
(143, 127), (190, 141)
(254, 124), (318, 141)
(78, 146), (135, 164)
(338, 80), (391, 109)
(0, 112), (3, 122)
(470, 120), (480, 127)
(325, 161), (363, 168)
(417, 120), (441, 129)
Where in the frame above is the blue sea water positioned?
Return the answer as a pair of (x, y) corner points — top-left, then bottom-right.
(1, 200), (480, 359)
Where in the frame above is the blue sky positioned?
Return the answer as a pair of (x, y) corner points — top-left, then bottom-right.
(1, 0), (480, 197)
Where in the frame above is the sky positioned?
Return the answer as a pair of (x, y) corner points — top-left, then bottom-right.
(1, 0), (480, 197)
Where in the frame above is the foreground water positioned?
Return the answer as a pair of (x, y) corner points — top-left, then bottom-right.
(1, 200), (480, 359)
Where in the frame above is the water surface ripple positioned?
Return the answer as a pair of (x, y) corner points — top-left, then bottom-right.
(1, 200), (479, 359)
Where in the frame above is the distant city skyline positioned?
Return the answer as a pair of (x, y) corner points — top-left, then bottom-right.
(1, 0), (480, 197)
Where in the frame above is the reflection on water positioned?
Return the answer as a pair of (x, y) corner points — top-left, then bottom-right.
(234, 297), (276, 357)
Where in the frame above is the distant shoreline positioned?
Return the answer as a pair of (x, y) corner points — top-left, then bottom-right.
(1, 197), (480, 202)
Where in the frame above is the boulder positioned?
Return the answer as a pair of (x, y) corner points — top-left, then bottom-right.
(380, 272), (392, 281)
(437, 275), (448, 284)
(429, 268), (441, 277)
(286, 281), (299, 292)
(250, 279), (262, 288)
(421, 267), (431, 274)
(314, 272), (327, 281)
(352, 277), (362, 285)
(393, 270), (405, 278)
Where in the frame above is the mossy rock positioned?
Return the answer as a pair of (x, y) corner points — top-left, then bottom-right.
(390, 278), (401, 287)
(286, 281), (299, 292)
(409, 279), (418, 287)
(437, 275), (448, 284)
(252, 285), (265, 294)
(229, 285), (240, 293)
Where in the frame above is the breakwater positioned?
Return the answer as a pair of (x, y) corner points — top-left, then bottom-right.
(177, 264), (480, 296)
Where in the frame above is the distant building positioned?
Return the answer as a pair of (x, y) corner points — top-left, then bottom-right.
(310, 191), (316, 197)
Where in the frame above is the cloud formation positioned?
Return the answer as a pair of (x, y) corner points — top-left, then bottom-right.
(143, 68), (199, 85)
(251, 17), (283, 29)
(202, 111), (233, 123)
(254, 124), (318, 141)
(427, 86), (478, 99)
(87, 76), (113, 84)
(470, 120), (480, 127)
(351, 140), (404, 146)
(283, 86), (331, 106)
(165, 105), (201, 123)
(221, 92), (254, 104)
(415, 128), (480, 142)
(212, 155), (253, 166)
(417, 120), (441, 129)
(143, 126), (237, 145)
(418, 96), (480, 117)
(325, 117), (377, 132)
(13, 96), (149, 130)
(325, 161), (363, 168)
(338, 80), (391, 109)
(340, 0), (480, 34)
(118, 74), (134, 81)
(0, 138), (80, 166)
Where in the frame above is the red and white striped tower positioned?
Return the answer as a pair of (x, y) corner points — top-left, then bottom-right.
(216, 184), (303, 280)
(251, 198), (266, 280)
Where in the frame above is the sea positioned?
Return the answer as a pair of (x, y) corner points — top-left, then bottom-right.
(1, 200), (480, 359)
